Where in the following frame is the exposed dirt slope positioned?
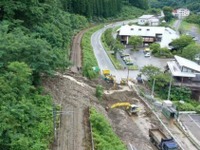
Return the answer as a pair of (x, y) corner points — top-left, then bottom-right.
(43, 72), (159, 150)
(43, 73), (109, 150)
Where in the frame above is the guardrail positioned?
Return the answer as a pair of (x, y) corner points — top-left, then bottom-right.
(132, 84), (184, 150)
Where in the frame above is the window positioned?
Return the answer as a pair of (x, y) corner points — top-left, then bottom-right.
(147, 29), (150, 31)
(138, 29), (141, 31)
(131, 28), (134, 30)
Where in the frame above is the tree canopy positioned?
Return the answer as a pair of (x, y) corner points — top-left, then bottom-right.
(181, 43), (200, 61)
(171, 35), (194, 52)
(0, 0), (89, 149)
(128, 36), (143, 50)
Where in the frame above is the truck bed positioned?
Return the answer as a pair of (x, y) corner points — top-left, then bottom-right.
(149, 129), (168, 142)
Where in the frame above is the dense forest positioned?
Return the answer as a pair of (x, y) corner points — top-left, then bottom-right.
(0, 0), (147, 149)
(64, 0), (148, 18)
(0, 0), (89, 149)
(149, 0), (200, 13)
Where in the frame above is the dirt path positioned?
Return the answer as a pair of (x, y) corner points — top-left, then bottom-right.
(43, 74), (97, 150)
(70, 29), (88, 73)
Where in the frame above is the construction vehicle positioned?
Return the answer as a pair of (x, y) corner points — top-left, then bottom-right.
(102, 69), (115, 83)
(149, 128), (178, 150)
(162, 100), (179, 120)
(110, 102), (140, 115)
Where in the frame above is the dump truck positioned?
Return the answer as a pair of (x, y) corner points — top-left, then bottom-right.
(149, 128), (178, 150)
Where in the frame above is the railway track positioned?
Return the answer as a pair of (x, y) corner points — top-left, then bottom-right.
(70, 30), (88, 73)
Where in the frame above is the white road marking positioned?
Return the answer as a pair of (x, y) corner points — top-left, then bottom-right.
(188, 114), (200, 129)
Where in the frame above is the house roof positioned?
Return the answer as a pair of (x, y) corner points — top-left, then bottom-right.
(167, 61), (195, 77)
(117, 25), (179, 48)
(174, 55), (200, 72)
(138, 15), (154, 19)
(118, 25), (165, 37)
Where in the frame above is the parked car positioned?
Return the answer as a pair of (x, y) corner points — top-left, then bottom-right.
(144, 47), (150, 53)
(120, 53), (130, 58)
(144, 52), (151, 57)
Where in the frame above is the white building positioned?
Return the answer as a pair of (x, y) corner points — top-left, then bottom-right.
(138, 15), (160, 26)
(172, 8), (190, 19)
(117, 25), (179, 48)
(167, 55), (200, 81)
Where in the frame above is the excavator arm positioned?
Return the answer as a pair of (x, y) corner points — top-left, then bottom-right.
(111, 102), (131, 109)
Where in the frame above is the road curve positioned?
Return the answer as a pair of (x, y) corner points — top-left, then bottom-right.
(91, 20), (139, 82)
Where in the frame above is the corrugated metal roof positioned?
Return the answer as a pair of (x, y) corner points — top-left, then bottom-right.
(175, 55), (200, 72)
(138, 15), (154, 19)
(118, 25), (179, 48)
(167, 61), (196, 77)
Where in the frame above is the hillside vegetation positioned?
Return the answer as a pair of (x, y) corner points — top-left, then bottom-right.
(0, 0), (148, 149)
(0, 0), (88, 149)
(149, 0), (200, 13)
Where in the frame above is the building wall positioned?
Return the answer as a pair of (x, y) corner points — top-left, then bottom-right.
(138, 19), (148, 25)
(173, 8), (190, 19)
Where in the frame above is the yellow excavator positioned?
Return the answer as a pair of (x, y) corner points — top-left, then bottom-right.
(110, 102), (140, 115)
(102, 69), (115, 83)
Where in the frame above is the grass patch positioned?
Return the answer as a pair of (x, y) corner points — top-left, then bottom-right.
(128, 65), (138, 70)
(101, 30), (124, 70)
(82, 25), (103, 78)
(90, 108), (126, 150)
(168, 18), (176, 28)
(180, 21), (200, 33)
(109, 54), (124, 69)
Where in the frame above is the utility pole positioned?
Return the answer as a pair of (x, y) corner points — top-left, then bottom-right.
(167, 76), (173, 100)
(151, 78), (156, 97)
(127, 67), (130, 84)
(52, 103), (57, 144)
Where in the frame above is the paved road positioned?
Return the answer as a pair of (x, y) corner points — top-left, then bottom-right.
(180, 114), (200, 144)
(173, 19), (182, 33)
(91, 20), (172, 82)
(91, 21), (199, 150)
(91, 20), (139, 82)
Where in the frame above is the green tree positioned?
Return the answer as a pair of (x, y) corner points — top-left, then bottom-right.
(140, 65), (161, 79)
(171, 35), (194, 52)
(163, 6), (173, 22)
(96, 85), (104, 100)
(154, 73), (171, 88)
(150, 43), (160, 54)
(181, 43), (200, 61)
(112, 40), (124, 57)
(129, 36), (143, 50)
(0, 22), (69, 82)
(0, 62), (53, 150)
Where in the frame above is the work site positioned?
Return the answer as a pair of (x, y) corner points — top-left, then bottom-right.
(43, 70), (197, 150)
(41, 25), (200, 150)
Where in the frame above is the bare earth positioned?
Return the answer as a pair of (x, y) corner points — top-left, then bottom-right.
(43, 73), (160, 150)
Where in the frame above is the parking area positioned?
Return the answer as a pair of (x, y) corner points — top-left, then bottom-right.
(121, 48), (172, 70)
(179, 114), (200, 143)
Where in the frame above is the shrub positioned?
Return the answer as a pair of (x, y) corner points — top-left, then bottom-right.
(196, 105), (200, 114)
(96, 85), (104, 100)
(82, 26), (102, 79)
(90, 108), (126, 150)
(173, 101), (195, 111)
